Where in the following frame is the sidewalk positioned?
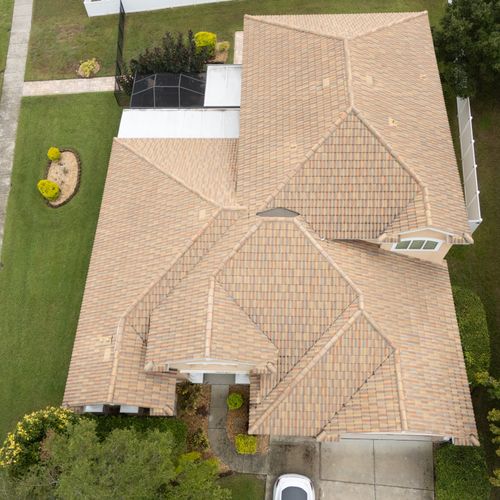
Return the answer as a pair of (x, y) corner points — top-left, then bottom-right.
(0, 0), (33, 253)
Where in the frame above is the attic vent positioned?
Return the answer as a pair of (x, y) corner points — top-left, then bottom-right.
(365, 75), (374, 86)
(322, 77), (331, 89)
(388, 117), (399, 127)
(257, 208), (299, 218)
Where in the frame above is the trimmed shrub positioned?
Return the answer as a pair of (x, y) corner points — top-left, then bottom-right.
(187, 427), (209, 452)
(78, 58), (100, 78)
(177, 381), (202, 415)
(37, 179), (60, 201)
(234, 434), (257, 455)
(452, 286), (490, 384)
(195, 31), (217, 56)
(487, 409), (500, 486)
(87, 415), (187, 456)
(435, 443), (490, 499)
(0, 407), (78, 472)
(47, 147), (61, 162)
(216, 41), (230, 52)
(227, 393), (244, 410)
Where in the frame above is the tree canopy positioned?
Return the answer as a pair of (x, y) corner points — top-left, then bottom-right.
(433, 0), (500, 97)
(0, 419), (230, 500)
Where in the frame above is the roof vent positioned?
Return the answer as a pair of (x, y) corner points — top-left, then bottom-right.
(388, 117), (399, 127)
(365, 75), (374, 86)
(257, 208), (299, 218)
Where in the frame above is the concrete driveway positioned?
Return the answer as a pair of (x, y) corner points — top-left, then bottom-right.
(265, 437), (434, 499)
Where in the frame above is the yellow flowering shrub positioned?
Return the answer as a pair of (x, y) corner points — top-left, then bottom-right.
(0, 407), (77, 471)
(37, 179), (60, 201)
(194, 31), (217, 57)
(47, 147), (61, 162)
(78, 58), (100, 78)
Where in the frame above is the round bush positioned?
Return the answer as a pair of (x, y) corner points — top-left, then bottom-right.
(227, 392), (244, 410)
(78, 58), (100, 78)
(37, 179), (60, 201)
(235, 434), (257, 455)
(194, 31), (217, 56)
(47, 147), (61, 162)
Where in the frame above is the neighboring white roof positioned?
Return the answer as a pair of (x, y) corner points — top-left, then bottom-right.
(204, 64), (242, 107)
(118, 108), (240, 138)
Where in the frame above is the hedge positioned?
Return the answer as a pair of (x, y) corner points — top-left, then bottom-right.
(452, 286), (490, 384)
(87, 415), (187, 456)
(435, 444), (490, 499)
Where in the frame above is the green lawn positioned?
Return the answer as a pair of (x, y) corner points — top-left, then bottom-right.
(218, 473), (266, 500)
(434, 444), (491, 500)
(0, 93), (121, 439)
(27, 0), (448, 81)
(0, 0), (14, 94)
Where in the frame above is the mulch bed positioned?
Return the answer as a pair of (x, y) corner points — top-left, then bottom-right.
(176, 383), (211, 442)
(45, 148), (81, 207)
(226, 385), (269, 455)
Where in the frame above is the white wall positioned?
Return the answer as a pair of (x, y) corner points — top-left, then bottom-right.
(84, 0), (231, 17)
(204, 65), (242, 108)
(118, 109), (240, 138)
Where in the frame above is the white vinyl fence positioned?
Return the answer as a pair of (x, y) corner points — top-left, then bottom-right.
(457, 96), (482, 232)
(84, 0), (231, 16)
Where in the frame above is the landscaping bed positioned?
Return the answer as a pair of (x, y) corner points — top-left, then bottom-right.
(227, 385), (268, 455)
(176, 382), (212, 456)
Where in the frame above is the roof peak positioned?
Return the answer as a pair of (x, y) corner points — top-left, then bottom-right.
(245, 12), (428, 41)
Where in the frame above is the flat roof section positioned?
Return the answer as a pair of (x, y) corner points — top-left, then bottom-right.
(117, 108), (240, 138)
(204, 64), (242, 107)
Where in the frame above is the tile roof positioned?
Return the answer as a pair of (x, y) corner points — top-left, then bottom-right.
(64, 12), (476, 445)
(236, 13), (471, 242)
(63, 139), (238, 412)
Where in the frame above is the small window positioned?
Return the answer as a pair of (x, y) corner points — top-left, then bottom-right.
(409, 240), (425, 250)
(423, 240), (438, 250)
(395, 240), (411, 250)
(392, 238), (441, 252)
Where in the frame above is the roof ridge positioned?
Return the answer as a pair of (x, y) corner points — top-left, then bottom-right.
(116, 138), (243, 211)
(204, 278), (216, 357)
(244, 14), (345, 41)
(351, 108), (433, 227)
(249, 307), (363, 433)
(316, 350), (400, 440)
(347, 11), (428, 40)
(261, 109), (351, 211)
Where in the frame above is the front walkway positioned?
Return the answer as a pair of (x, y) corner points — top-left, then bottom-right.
(0, 0), (33, 253)
(22, 77), (115, 96)
(207, 379), (268, 474)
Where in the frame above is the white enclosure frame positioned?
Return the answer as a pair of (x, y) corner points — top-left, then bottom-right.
(457, 96), (482, 232)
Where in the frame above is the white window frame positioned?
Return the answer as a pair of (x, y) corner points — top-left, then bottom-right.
(392, 238), (442, 252)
